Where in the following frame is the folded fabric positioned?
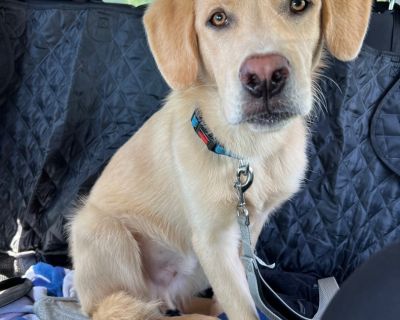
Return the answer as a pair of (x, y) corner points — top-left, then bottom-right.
(0, 296), (32, 317)
(25, 263), (65, 297)
(0, 288), (45, 320)
(0, 262), (66, 320)
(34, 297), (88, 320)
(62, 270), (77, 299)
(0, 315), (23, 320)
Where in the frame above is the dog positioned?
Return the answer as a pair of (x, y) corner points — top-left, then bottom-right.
(69, 1), (372, 319)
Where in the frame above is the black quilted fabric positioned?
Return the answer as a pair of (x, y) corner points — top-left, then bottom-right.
(0, 0), (399, 295)
(258, 47), (400, 283)
(0, 0), (169, 259)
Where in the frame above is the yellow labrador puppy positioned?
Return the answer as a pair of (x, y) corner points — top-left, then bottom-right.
(69, 1), (371, 319)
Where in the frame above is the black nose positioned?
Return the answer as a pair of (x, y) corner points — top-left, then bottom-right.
(239, 54), (290, 99)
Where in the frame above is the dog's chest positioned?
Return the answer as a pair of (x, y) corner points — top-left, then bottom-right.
(245, 156), (306, 214)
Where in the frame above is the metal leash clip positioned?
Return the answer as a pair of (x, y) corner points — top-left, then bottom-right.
(234, 161), (254, 225)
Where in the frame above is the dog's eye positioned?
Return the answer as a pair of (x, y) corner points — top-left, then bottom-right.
(290, 0), (310, 13)
(209, 11), (228, 28)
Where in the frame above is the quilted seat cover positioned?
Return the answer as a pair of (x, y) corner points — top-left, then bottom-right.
(0, 0), (169, 261)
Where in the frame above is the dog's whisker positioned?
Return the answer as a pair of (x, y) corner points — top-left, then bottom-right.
(315, 73), (342, 94)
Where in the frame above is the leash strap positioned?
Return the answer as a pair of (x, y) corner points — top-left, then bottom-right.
(238, 215), (339, 320)
(235, 163), (339, 320)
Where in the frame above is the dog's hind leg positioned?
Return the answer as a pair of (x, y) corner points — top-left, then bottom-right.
(69, 203), (160, 319)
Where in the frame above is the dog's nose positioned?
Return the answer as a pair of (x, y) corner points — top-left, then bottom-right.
(239, 54), (290, 99)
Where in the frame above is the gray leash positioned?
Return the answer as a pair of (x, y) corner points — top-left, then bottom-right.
(234, 162), (339, 320)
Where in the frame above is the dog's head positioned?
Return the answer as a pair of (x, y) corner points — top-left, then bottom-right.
(144, 0), (371, 131)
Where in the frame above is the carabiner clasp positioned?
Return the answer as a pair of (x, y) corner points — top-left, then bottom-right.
(234, 162), (254, 222)
(235, 162), (254, 194)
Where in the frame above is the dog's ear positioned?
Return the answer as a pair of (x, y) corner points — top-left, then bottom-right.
(322, 0), (372, 61)
(144, 0), (199, 90)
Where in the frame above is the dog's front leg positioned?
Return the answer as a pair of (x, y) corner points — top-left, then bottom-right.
(192, 221), (258, 320)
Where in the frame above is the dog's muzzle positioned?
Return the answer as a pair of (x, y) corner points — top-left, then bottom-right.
(239, 54), (297, 126)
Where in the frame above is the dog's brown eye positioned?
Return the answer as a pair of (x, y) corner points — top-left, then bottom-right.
(290, 0), (309, 13)
(209, 11), (228, 28)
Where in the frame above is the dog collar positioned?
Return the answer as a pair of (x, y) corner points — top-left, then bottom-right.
(191, 109), (240, 159)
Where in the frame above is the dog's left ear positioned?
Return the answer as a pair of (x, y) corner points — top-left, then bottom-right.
(144, 0), (199, 90)
(322, 0), (372, 61)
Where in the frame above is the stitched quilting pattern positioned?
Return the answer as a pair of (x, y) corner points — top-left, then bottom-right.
(0, 1), (169, 254)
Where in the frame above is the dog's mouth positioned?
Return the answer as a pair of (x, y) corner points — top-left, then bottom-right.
(247, 111), (294, 124)
(244, 111), (297, 127)
(240, 95), (300, 128)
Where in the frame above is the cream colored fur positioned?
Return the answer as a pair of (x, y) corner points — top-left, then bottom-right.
(69, 1), (372, 319)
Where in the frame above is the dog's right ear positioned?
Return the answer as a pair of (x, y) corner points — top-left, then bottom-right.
(144, 0), (199, 90)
